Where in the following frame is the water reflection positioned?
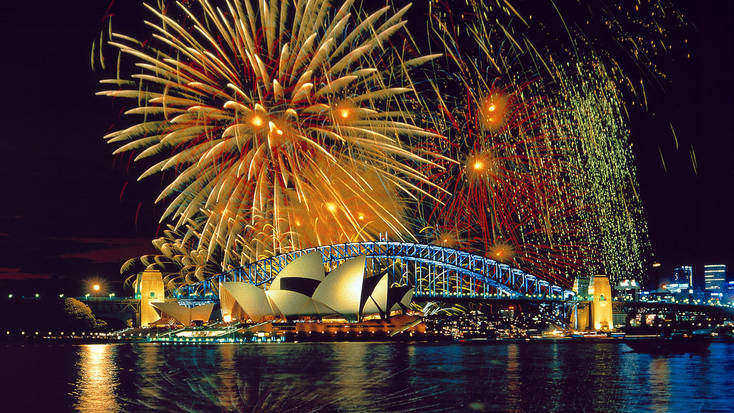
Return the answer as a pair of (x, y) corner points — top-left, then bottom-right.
(647, 357), (671, 412)
(74, 344), (119, 412)
(20, 342), (727, 412)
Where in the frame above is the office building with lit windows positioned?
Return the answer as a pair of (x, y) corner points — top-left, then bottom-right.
(704, 264), (727, 292)
(672, 265), (694, 288)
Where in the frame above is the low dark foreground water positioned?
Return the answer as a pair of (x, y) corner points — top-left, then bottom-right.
(2, 341), (733, 412)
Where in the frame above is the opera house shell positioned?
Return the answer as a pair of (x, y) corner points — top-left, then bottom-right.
(150, 301), (215, 326)
(220, 253), (414, 322)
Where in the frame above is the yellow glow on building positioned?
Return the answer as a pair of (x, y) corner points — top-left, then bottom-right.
(134, 269), (165, 327)
(591, 275), (613, 331)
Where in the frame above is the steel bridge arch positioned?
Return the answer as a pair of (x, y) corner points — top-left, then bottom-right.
(173, 242), (575, 301)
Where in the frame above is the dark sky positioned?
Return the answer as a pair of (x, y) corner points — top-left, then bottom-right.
(0, 1), (731, 295)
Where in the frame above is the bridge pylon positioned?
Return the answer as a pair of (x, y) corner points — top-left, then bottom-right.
(133, 269), (165, 327)
(571, 275), (613, 331)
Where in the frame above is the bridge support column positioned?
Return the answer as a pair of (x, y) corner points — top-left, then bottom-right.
(134, 269), (165, 327)
(591, 275), (613, 331)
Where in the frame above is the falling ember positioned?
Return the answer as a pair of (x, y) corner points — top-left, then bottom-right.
(479, 93), (510, 131)
(432, 229), (463, 249)
(333, 101), (359, 124)
(465, 151), (500, 182)
(488, 242), (516, 263)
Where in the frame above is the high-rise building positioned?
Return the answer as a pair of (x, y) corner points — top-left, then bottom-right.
(704, 265), (727, 292)
(672, 265), (694, 287)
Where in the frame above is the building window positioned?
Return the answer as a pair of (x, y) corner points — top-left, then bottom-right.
(150, 292), (156, 298)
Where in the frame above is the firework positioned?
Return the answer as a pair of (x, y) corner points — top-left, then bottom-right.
(418, 76), (588, 287)
(422, 0), (663, 284)
(99, 0), (442, 277)
(550, 58), (651, 283)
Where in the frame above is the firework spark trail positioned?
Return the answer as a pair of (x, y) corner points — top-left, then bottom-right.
(419, 0), (661, 287)
(99, 0), (444, 283)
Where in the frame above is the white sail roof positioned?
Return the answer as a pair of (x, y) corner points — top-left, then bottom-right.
(362, 274), (389, 316)
(269, 251), (325, 290)
(151, 302), (214, 326)
(312, 256), (366, 317)
(221, 282), (274, 322)
(265, 289), (331, 317)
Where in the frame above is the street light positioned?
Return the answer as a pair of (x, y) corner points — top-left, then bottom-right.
(93, 284), (100, 292)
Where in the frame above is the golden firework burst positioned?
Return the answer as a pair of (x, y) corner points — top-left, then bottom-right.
(98, 0), (443, 268)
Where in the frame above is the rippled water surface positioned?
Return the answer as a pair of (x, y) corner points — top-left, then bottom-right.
(2, 341), (733, 412)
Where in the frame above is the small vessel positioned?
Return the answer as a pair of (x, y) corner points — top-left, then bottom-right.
(624, 332), (711, 354)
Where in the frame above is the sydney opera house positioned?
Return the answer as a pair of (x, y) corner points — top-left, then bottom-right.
(149, 253), (421, 336)
(219, 252), (414, 322)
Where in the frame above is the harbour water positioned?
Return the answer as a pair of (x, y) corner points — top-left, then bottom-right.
(3, 341), (733, 412)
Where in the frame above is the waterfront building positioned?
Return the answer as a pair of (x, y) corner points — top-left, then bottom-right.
(663, 283), (690, 294)
(672, 265), (694, 287)
(704, 265), (727, 292)
(219, 252), (413, 321)
(150, 302), (215, 326)
(615, 279), (640, 300)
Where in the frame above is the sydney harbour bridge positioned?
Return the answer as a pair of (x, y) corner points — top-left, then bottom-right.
(79, 241), (733, 328)
(175, 241), (574, 301)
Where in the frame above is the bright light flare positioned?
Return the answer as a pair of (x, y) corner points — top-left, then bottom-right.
(465, 151), (500, 181)
(479, 93), (510, 131)
(251, 115), (264, 127)
(488, 242), (516, 263)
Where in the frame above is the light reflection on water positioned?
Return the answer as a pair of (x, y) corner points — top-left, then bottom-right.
(73, 344), (119, 412)
(2, 341), (733, 412)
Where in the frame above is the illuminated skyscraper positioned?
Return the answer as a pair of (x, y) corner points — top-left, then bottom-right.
(704, 265), (727, 292)
(672, 265), (694, 287)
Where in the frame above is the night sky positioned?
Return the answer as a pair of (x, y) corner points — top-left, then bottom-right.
(0, 1), (731, 296)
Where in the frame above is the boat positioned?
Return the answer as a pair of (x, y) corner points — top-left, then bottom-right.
(624, 332), (711, 354)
